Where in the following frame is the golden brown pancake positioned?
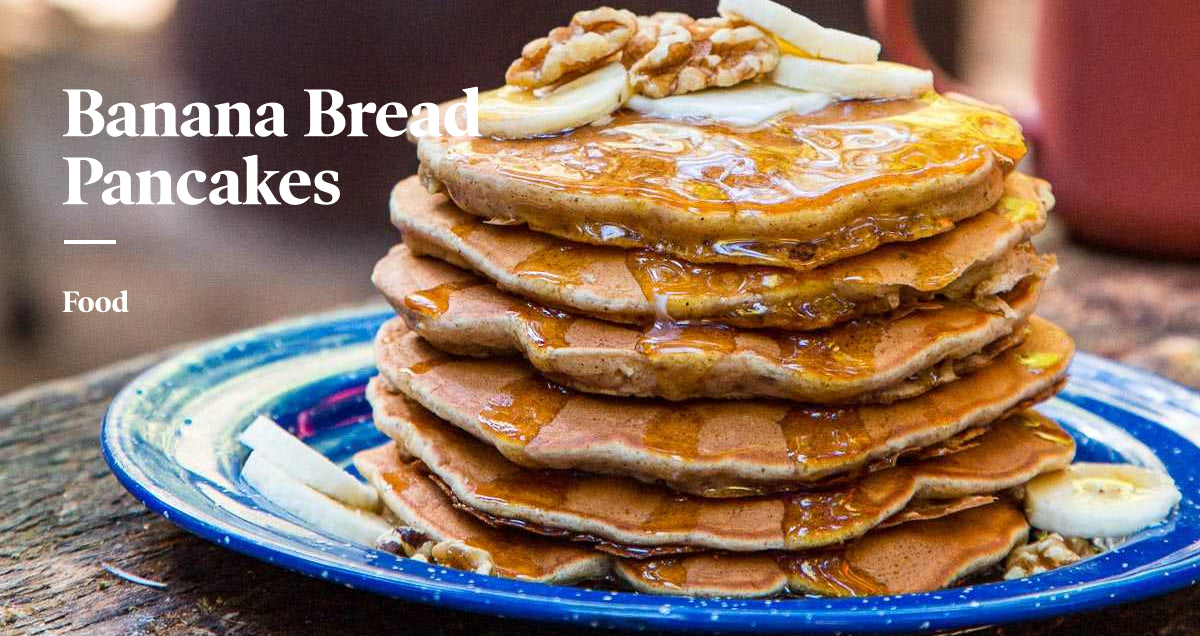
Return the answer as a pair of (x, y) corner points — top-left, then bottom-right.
(371, 317), (1074, 494)
(353, 443), (610, 583)
(416, 94), (1027, 269)
(390, 173), (1055, 329)
(614, 503), (1029, 597)
(370, 394), (1073, 552)
(376, 245), (1041, 402)
(357, 443), (1029, 597)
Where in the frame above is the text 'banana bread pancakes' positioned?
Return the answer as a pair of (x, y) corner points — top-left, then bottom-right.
(359, 1), (1086, 598)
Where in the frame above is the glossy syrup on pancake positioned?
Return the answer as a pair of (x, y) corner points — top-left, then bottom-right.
(420, 94), (1027, 269)
(377, 244), (1045, 402)
(358, 442), (1030, 598)
(615, 503), (1030, 597)
(354, 443), (611, 582)
(392, 172), (1055, 329)
(372, 316), (1074, 494)
(371, 382), (1073, 552)
(403, 280), (487, 317)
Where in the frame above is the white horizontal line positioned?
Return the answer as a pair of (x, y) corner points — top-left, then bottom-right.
(64, 239), (116, 245)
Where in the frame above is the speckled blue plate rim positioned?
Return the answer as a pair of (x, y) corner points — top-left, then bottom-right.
(100, 305), (1200, 634)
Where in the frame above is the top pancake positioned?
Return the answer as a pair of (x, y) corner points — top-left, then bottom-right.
(417, 93), (1026, 269)
(392, 172), (1055, 330)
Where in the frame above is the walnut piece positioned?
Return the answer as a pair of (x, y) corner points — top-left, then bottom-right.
(506, 7), (638, 89)
(623, 13), (695, 64)
(628, 15), (780, 98)
(376, 526), (435, 560)
(1003, 532), (1096, 579)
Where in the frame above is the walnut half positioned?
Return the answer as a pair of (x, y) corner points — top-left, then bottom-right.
(628, 15), (780, 98)
(1003, 532), (1096, 579)
(506, 7), (638, 89)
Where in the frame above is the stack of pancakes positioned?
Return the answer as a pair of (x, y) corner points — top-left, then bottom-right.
(359, 93), (1077, 597)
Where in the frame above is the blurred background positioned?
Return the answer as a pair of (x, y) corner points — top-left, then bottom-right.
(0, 0), (1196, 394)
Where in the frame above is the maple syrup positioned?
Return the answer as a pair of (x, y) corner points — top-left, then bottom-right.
(513, 303), (576, 349)
(513, 244), (610, 286)
(640, 406), (707, 461)
(442, 95), (1026, 268)
(776, 550), (888, 596)
(476, 375), (571, 444)
(620, 557), (689, 590)
(403, 280), (482, 318)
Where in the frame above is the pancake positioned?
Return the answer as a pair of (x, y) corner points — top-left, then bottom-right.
(376, 245), (1041, 402)
(356, 443), (1030, 598)
(416, 93), (1027, 270)
(614, 503), (1029, 597)
(353, 442), (610, 583)
(371, 395), (1073, 553)
(371, 316), (1074, 494)
(390, 172), (1055, 330)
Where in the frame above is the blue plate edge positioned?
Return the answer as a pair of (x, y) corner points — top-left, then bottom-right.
(97, 306), (1200, 634)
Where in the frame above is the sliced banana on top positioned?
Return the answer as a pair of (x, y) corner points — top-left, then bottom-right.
(627, 83), (832, 126)
(718, 0), (880, 64)
(479, 61), (631, 139)
(1025, 463), (1181, 538)
(772, 56), (933, 100)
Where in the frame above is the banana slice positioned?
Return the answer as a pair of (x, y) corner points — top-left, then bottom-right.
(1025, 463), (1181, 538)
(238, 415), (380, 511)
(241, 451), (391, 545)
(627, 83), (832, 126)
(772, 56), (933, 100)
(479, 62), (631, 139)
(718, 0), (879, 64)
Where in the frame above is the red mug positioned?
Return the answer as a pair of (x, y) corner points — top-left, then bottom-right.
(867, 0), (1200, 258)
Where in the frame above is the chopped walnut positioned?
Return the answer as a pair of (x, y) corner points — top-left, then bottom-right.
(506, 7), (638, 88)
(376, 526), (435, 559)
(431, 539), (495, 576)
(623, 12), (695, 64)
(628, 15), (779, 98)
(1003, 532), (1096, 579)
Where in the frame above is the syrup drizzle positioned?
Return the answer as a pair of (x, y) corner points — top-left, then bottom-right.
(446, 95), (1027, 267)
(640, 406), (707, 461)
(382, 467), (571, 579)
(403, 280), (483, 318)
(476, 376), (571, 444)
(513, 303), (576, 349)
(779, 408), (874, 464)
(776, 551), (888, 596)
(513, 244), (609, 286)
(620, 547), (891, 597)
(460, 96), (1024, 215)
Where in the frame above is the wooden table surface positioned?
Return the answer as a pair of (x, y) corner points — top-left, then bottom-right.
(2, 223), (1199, 635)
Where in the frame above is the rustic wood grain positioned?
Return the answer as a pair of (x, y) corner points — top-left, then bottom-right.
(1, 227), (1198, 635)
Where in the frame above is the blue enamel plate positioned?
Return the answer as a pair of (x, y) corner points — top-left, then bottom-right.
(102, 305), (1200, 633)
